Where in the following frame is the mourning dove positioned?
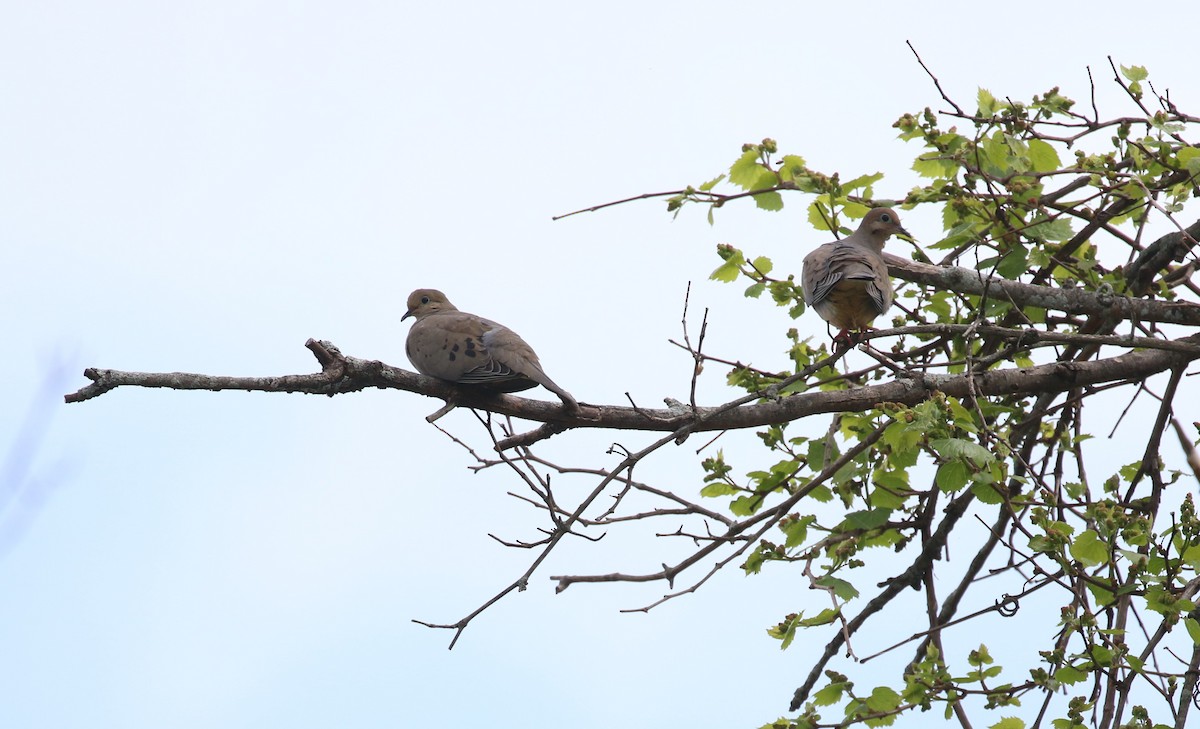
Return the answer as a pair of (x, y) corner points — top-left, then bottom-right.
(801, 207), (909, 350)
(402, 289), (579, 411)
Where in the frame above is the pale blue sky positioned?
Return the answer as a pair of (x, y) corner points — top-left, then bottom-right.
(4, 2), (1199, 727)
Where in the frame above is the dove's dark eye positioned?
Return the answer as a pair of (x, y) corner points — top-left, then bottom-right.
(421, 296), (430, 305)
(880, 213), (892, 223)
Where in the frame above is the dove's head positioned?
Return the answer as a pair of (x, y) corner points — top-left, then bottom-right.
(858, 207), (911, 250)
(402, 289), (457, 321)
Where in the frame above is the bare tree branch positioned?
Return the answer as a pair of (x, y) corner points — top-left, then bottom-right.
(64, 333), (1200, 446)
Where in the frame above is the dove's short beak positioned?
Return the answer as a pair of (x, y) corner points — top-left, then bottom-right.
(896, 225), (914, 241)
(401, 310), (415, 321)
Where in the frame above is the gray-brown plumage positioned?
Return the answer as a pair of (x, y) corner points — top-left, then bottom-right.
(402, 289), (578, 410)
(801, 207), (909, 349)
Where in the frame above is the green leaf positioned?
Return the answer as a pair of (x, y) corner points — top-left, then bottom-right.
(1054, 665), (1087, 685)
(750, 256), (774, 275)
(1070, 529), (1108, 567)
(730, 148), (770, 190)
(779, 154), (807, 179)
(1178, 146), (1200, 174)
(864, 686), (901, 713)
(969, 644), (994, 665)
(841, 201), (871, 220)
(1182, 544), (1200, 569)
(936, 461), (970, 492)
(970, 479), (1005, 505)
(1085, 579), (1115, 607)
(912, 152), (956, 179)
(700, 482), (738, 498)
(1153, 117), (1185, 134)
(981, 132), (1013, 174)
(844, 508), (891, 530)
(932, 221), (983, 251)
(882, 419), (922, 455)
(945, 397), (981, 432)
(1120, 64), (1148, 82)
(710, 259), (741, 282)
(813, 682), (844, 706)
(807, 485), (833, 502)
(698, 173), (726, 192)
(931, 437), (995, 466)
(815, 575), (859, 601)
(767, 613), (801, 649)
(1027, 139), (1061, 173)
(755, 191), (784, 211)
(1185, 617), (1200, 645)
(710, 246), (745, 282)
(1025, 217), (1074, 242)
(997, 245), (1029, 279)
(925, 290), (954, 320)
(730, 495), (762, 516)
(842, 171), (885, 192)
(870, 472), (910, 509)
(782, 516), (811, 548)
(989, 717), (1025, 729)
(742, 548), (764, 575)
(797, 607), (840, 626)
(1118, 461), (1142, 482)
(978, 88), (997, 116)
(807, 201), (834, 231)
(1089, 644), (1114, 667)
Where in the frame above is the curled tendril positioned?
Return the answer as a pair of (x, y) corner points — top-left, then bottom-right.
(997, 593), (1020, 617)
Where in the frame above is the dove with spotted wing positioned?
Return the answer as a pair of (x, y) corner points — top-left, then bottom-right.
(402, 289), (579, 411)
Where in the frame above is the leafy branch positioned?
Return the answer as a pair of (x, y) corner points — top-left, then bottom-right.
(63, 52), (1200, 729)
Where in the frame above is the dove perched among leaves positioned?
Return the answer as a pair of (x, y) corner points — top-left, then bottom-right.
(402, 289), (579, 411)
(801, 207), (910, 350)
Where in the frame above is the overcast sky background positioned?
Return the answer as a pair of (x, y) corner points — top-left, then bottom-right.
(4, 3), (1200, 728)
